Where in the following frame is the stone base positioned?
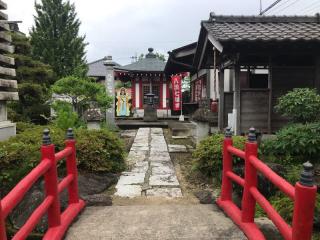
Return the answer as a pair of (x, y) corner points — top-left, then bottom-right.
(87, 121), (101, 130)
(135, 109), (171, 118)
(0, 121), (16, 141)
(143, 105), (157, 122)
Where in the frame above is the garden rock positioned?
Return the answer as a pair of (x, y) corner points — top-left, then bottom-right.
(194, 190), (214, 204)
(82, 194), (112, 206)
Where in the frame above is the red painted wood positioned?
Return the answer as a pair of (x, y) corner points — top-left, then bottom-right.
(55, 147), (72, 162)
(2, 158), (51, 218)
(132, 79), (135, 109)
(217, 133), (317, 240)
(66, 139), (80, 204)
(42, 143), (61, 228)
(139, 78), (143, 109)
(0, 130), (85, 240)
(12, 196), (54, 240)
(220, 137), (233, 201)
(249, 155), (295, 200)
(241, 141), (258, 223)
(292, 183), (317, 240)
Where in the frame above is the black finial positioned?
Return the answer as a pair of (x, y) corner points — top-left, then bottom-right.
(248, 127), (256, 142)
(42, 129), (51, 145)
(66, 128), (74, 140)
(299, 161), (314, 187)
(225, 127), (232, 138)
(148, 47), (154, 53)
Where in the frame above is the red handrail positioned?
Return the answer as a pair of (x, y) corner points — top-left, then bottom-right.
(0, 128), (85, 240)
(217, 127), (317, 240)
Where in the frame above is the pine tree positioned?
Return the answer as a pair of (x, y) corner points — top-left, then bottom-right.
(8, 33), (55, 124)
(30, 0), (87, 78)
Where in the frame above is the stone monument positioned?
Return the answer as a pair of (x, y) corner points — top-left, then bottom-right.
(143, 92), (157, 122)
(0, 1), (19, 141)
(103, 56), (116, 127)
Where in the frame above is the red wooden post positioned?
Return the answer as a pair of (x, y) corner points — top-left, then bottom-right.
(220, 127), (233, 201)
(41, 129), (61, 227)
(65, 128), (80, 204)
(292, 162), (317, 240)
(241, 127), (258, 223)
(0, 201), (6, 240)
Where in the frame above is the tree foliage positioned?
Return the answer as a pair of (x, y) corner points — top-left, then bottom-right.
(30, 0), (87, 78)
(51, 76), (112, 116)
(8, 33), (55, 124)
(275, 88), (320, 123)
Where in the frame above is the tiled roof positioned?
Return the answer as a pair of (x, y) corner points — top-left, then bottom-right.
(115, 48), (166, 72)
(203, 15), (320, 42)
(87, 58), (120, 77)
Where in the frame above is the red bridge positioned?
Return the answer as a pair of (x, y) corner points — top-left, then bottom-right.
(0, 128), (85, 240)
(0, 127), (317, 240)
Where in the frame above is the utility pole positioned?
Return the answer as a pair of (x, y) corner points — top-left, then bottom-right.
(260, 0), (262, 14)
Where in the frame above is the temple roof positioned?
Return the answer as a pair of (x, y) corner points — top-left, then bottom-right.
(87, 57), (121, 77)
(115, 48), (166, 73)
(203, 14), (320, 43)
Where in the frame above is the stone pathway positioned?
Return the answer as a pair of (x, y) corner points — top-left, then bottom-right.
(66, 204), (247, 240)
(115, 128), (182, 198)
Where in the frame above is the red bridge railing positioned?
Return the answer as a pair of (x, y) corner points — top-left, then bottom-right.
(217, 127), (317, 240)
(0, 128), (85, 240)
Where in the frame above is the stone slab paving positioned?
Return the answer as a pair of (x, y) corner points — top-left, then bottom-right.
(115, 128), (182, 198)
(66, 204), (247, 240)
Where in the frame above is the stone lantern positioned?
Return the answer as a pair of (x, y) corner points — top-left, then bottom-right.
(0, 1), (19, 140)
(143, 92), (157, 122)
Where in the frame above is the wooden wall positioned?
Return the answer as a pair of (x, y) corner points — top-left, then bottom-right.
(240, 89), (269, 133)
(271, 66), (315, 131)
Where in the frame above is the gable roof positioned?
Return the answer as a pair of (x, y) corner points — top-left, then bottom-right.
(193, 14), (320, 69)
(115, 48), (166, 72)
(203, 14), (320, 44)
(87, 57), (121, 77)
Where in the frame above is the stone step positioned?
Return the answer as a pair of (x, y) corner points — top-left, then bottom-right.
(65, 204), (247, 240)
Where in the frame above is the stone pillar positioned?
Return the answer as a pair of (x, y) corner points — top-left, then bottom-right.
(103, 56), (116, 127)
(0, 1), (19, 141)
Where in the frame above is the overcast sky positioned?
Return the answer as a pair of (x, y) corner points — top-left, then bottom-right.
(7, 0), (320, 65)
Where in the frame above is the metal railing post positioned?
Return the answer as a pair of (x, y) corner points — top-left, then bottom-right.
(41, 129), (61, 227)
(65, 128), (80, 204)
(241, 127), (258, 223)
(220, 127), (233, 201)
(292, 162), (317, 240)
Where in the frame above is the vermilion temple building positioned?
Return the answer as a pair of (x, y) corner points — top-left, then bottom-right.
(88, 48), (171, 118)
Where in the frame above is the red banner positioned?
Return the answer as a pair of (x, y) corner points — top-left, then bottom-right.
(171, 75), (182, 111)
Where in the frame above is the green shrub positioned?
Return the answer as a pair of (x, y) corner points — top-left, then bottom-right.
(0, 126), (125, 192)
(275, 88), (320, 123)
(256, 193), (320, 227)
(261, 122), (320, 164)
(16, 122), (37, 134)
(52, 101), (84, 130)
(192, 134), (246, 177)
(75, 129), (125, 173)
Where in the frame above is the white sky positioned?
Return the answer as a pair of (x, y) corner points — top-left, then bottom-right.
(6, 0), (320, 65)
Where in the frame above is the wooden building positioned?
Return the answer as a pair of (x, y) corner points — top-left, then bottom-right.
(88, 48), (170, 118)
(167, 14), (320, 135)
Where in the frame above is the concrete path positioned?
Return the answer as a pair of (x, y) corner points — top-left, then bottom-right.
(115, 128), (182, 198)
(66, 204), (247, 240)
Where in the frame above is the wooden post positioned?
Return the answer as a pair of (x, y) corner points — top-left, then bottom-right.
(268, 56), (273, 134)
(41, 129), (61, 228)
(218, 69), (225, 131)
(292, 162), (317, 240)
(0, 200), (6, 240)
(65, 128), (80, 204)
(314, 56), (320, 93)
(233, 64), (241, 135)
(241, 128), (258, 222)
(220, 127), (233, 201)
